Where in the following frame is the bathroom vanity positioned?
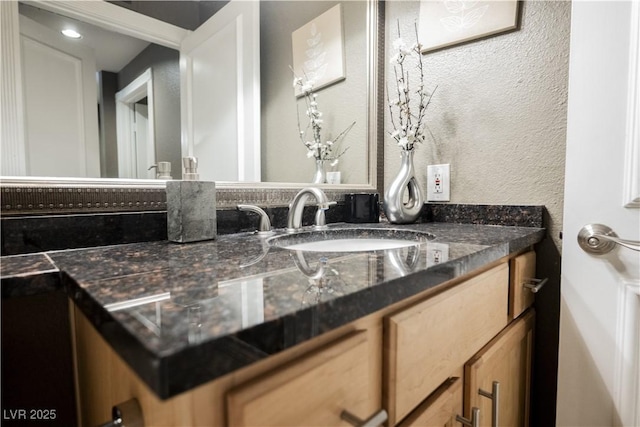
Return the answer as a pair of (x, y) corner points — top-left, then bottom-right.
(1, 221), (543, 426)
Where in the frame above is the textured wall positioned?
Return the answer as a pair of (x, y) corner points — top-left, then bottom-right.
(384, 1), (570, 249)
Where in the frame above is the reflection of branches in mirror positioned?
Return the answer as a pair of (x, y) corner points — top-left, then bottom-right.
(293, 71), (355, 167)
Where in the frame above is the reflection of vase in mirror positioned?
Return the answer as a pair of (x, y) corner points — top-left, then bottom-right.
(312, 159), (327, 184)
(5, 0), (375, 186)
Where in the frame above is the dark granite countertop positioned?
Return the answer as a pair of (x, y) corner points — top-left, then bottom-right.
(0, 253), (62, 298)
(1, 222), (544, 399)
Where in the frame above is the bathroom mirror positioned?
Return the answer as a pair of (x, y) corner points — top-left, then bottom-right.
(1, 0), (382, 198)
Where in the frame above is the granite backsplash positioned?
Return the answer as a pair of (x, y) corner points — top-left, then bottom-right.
(1, 203), (544, 256)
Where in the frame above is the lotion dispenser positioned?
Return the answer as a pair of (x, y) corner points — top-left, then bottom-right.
(166, 157), (217, 243)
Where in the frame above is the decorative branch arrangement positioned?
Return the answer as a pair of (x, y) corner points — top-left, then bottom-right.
(387, 21), (437, 151)
(293, 74), (355, 167)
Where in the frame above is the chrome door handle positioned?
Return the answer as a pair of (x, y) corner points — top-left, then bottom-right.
(578, 224), (640, 254)
(340, 409), (387, 427)
(456, 407), (480, 427)
(479, 381), (500, 427)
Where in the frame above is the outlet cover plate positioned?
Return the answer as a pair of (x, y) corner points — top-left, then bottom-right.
(427, 164), (450, 202)
(427, 242), (450, 267)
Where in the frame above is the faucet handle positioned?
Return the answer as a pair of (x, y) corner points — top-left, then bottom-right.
(317, 201), (337, 210)
(313, 201), (337, 230)
(237, 205), (273, 235)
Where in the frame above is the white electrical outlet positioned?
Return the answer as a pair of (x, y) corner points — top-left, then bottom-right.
(427, 164), (450, 201)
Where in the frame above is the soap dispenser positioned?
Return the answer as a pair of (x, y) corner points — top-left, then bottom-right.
(166, 157), (217, 243)
(148, 161), (172, 179)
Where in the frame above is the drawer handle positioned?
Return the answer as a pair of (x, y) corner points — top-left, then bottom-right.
(479, 381), (500, 427)
(340, 409), (388, 427)
(97, 398), (144, 427)
(456, 407), (480, 427)
(523, 277), (548, 293)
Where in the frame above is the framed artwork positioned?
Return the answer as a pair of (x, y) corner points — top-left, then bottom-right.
(419, 0), (521, 53)
(292, 4), (345, 96)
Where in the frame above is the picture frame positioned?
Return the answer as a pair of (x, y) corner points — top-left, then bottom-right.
(419, 0), (521, 53)
(292, 4), (346, 96)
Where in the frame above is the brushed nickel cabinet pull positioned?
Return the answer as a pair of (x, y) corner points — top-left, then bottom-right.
(479, 381), (500, 427)
(97, 398), (144, 427)
(523, 277), (548, 293)
(456, 407), (480, 427)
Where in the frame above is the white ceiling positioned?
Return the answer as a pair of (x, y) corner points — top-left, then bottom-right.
(19, 3), (153, 73)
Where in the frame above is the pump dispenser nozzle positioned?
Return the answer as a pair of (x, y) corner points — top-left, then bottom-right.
(182, 157), (199, 181)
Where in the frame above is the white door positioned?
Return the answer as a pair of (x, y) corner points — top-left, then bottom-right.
(180, 0), (260, 182)
(133, 102), (153, 179)
(558, 1), (640, 426)
(17, 14), (100, 178)
(115, 68), (155, 179)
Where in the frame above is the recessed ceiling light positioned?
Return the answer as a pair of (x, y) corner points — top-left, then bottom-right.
(61, 29), (82, 39)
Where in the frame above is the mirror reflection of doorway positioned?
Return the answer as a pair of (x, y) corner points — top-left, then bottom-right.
(14, 12), (101, 178)
(115, 68), (156, 179)
(133, 98), (150, 178)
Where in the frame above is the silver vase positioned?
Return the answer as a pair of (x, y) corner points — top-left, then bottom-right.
(384, 149), (424, 223)
(312, 159), (326, 184)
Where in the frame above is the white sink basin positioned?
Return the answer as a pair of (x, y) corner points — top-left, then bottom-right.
(283, 238), (420, 252)
(268, 227), (434, 253)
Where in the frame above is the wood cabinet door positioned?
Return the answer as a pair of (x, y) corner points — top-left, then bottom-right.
(385, 263), (510, 425)
(227, 330), (379, 426)
(464, 309), (535, 427)
(398, 377), (463, 427)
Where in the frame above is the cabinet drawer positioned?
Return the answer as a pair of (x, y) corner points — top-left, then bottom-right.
(226, 330), (378, 426)
(509, 251), (536, 319)
(385, 263), (509, 425)
(398, 377), (463, 427)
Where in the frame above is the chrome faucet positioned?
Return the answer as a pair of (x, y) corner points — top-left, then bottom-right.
(237, 204), (273, 235)
(287, 187), (335, 232)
